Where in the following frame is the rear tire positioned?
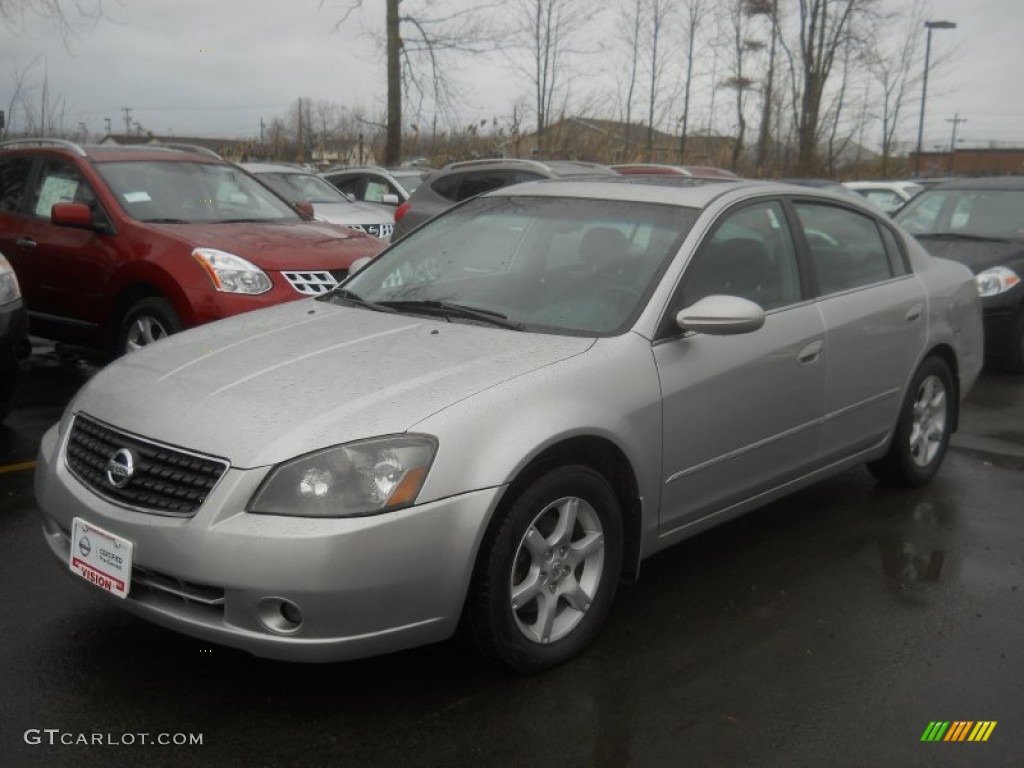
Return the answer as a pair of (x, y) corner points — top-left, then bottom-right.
(868, 356), (954, 487)
(118, 297), (182, 355)
(466, 465), (623, 673)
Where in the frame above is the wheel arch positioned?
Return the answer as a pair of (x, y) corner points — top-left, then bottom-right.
(922, 342), (961, 431)
(492, 434), (644, 582)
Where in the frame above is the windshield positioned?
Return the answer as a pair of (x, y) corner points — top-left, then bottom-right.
(895, 188), (1024, 238)
(256, 172), (350, 204)
(97, 161), (299, 223)
(339, 195), (697, 336)
(395, 172), (426, 194)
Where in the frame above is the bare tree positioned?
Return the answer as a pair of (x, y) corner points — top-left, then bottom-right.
(791, 0), (874, 174)
(618, 0), (643, 159)
(323, 0), (502, 165)
(509, 0), (592, 155)
(0, 0), (107, 42)
(721, 0), (762, 171)
(676, 0), (705, 163)
(747, 0), (779, 174)
(866, 0), (926, 176)
(643, 0), (673, 160)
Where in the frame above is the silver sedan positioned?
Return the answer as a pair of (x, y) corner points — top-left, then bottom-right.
(35, 178), (983, 672)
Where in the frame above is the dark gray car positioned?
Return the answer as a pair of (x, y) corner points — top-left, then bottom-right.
(894, 177), (1024, 371)
(391, 158), (613, 238)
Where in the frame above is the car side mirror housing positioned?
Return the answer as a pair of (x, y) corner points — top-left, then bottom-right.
(294, 200), (315, 219)
(347, 256), (373, 276)
(51, 202), (97, 230)
(381, 193), (400, 205)
(676, 295), (765, 335)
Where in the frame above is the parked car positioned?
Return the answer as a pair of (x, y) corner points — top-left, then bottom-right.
(776, 178), (865, 201)
(35, 176), (982, 672)
(321, 165), (431, 207)
(611, 163), (739, 179)
(391, 158), (613, 239)
(843, 180), (923, 214)
(894, 176), (1024, 371)
(242, 162), (395, 240)
(0, 139), (384, 355)
(0, 251), (30, 422)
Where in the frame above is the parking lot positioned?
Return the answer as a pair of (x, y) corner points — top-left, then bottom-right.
(0, 345), (1020, 767)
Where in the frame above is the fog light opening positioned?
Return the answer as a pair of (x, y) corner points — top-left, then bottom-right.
(256, 597), (304, 635)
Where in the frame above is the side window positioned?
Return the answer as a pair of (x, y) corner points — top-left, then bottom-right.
(0, 156), (33, 213)
(30, 159), (98, 218)
(680, 200), (802, 311)
(880, 225), (910, 276)
(364, 180), (390, 203)
(452, 170), (513, 201)
(430, 174), (461, 201)
(794, 203), (894, 295)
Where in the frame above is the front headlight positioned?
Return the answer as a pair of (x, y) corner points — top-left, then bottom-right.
(975, 266), (1020, 298)
(248, 435), (437, 518)
(192, 248), (272, 294)
(0, 254), (22, 305)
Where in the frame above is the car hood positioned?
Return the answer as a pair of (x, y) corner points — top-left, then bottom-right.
(144, 220), (384, 270)
(71, 300), (593, 468)
(911, 236), (1024, 274)
(312, 201), (392, 227)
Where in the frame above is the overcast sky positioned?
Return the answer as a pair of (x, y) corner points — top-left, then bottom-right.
(3, 0), (1023, 153)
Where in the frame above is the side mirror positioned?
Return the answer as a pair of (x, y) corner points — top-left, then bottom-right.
(676, 295), (765, 335)
(51, 202), (97, 230)
(347, 256), (373, 276)
(294, 200), (315, 219)
(381, 193), (400, 205)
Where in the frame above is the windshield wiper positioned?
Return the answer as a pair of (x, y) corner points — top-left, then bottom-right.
(142, 217), (189, 224)
(915, 232), (1011, 243)
(377, 300), (524, 330)
(321, 288), (398, 313)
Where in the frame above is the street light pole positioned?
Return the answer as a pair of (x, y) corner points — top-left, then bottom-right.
(914, 20), (956, 177)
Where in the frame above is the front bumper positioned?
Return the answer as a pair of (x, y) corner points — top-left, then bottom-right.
(35, 423), (504, 662)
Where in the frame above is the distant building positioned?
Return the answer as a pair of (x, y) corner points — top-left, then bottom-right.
(910, 147), (1024, 177)
(508, 116), (735, 167)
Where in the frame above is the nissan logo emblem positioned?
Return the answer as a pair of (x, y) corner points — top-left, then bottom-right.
(78, 535), (91, 557)
(104, 448), (135, 489)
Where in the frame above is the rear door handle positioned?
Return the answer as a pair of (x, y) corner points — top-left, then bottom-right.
(905, 303), (923, 323)
(798, 340), (823, 366)
(15, 238), (37, 248)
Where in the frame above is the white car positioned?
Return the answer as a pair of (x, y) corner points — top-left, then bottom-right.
(243, 163), (394, 240)
(844, 181), (923, 214)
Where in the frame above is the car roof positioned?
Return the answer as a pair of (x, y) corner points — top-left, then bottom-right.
(926, 176), (1024, 190)
(240, 162), (315, 174)
(486, 176), (889, 213)
(0, 140), (223, 164)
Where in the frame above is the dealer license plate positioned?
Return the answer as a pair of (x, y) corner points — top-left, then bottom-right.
(69, 518), (133, 599)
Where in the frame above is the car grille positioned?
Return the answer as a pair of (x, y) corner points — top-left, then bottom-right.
(65, 414), (228, 516)
(282, 270), (340, 296)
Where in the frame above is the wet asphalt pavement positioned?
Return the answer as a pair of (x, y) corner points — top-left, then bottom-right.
(1, 347), (1021, 768)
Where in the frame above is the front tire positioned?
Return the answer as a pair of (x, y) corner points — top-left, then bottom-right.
(466, 465), (623, 673)
(118, 297), (182, 355)
(869, 356), (955, 487)
(999, 308), (1024, 373)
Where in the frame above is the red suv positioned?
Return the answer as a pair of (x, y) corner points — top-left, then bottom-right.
(0, 139), (385, 354)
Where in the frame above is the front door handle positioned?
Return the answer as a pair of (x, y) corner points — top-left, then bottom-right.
(15, 237), (37, 248)
(798, 340), (823, 366)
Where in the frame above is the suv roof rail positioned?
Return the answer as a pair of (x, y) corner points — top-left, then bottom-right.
(0, 138), (88, 157)
(443, 157), (549, 172)
(156, 143), (223, 159)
